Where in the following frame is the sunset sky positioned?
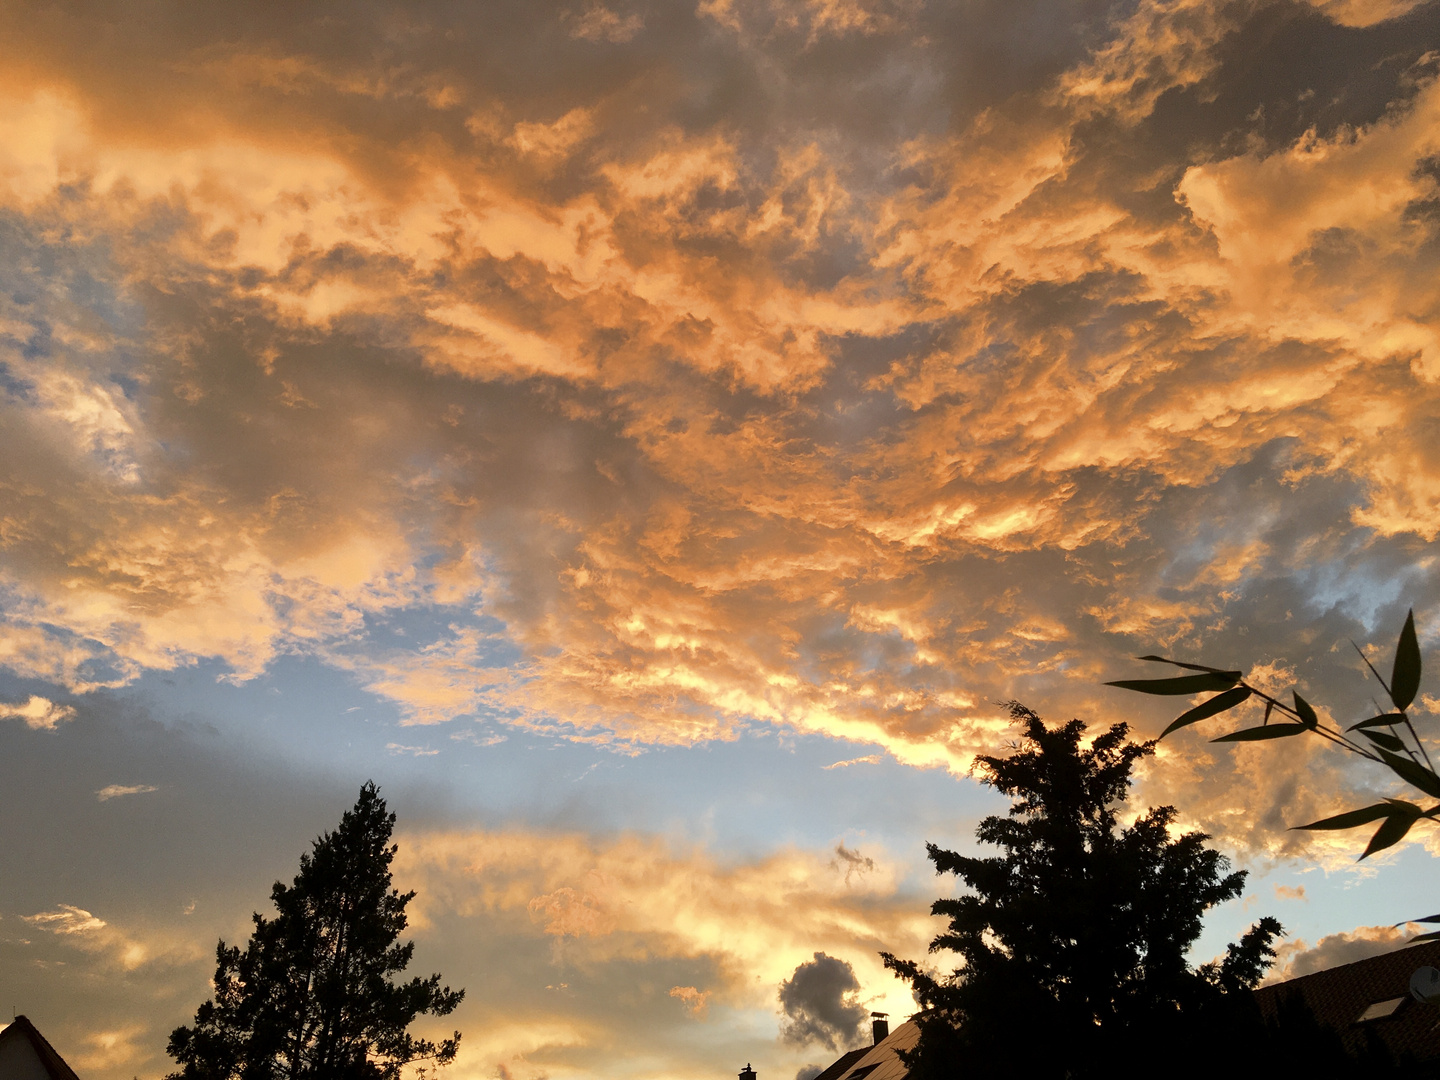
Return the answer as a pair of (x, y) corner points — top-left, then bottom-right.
(3, 1), (1440, 1077)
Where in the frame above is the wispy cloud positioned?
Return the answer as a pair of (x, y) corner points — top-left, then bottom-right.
(74, 1026), (151, 1074)
(95, 784), (158, 802)
(384, 743), (440, 757)
(21, 903), (204, 980)
(823, 755), (881, 770)
(0, 696), (75, 730)
(22, 906), (147, 972)
(24, 905), (108, 936)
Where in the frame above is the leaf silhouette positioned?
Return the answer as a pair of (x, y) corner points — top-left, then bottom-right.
(1212, 724), (1307, 743)
(1292, 692), (1318, 729)
(1362, 812), (1418, 860)
(1158, 687), (1253, 739)
(1292, 803), (1394, 831)
(1364, 729), (1406, 753)
(1105, 672), (1241, 696)
(1135, 656), (1245, 675)
(1376, 748), (1440, 799)
(1392, 609), (1422, 711)
(1347, 713), (1406, 732)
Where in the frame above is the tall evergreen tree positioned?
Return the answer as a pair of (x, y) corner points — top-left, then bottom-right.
(167, 782), (463, 1080)
(883, 703), (1282, 1078)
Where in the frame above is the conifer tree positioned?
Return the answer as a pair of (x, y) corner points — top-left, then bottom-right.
(883, 703), (1281, 1078)
(167, 782), (463, 1080)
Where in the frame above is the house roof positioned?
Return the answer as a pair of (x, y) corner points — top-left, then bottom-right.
(0, 1015), (83, 1080)
(802, 943), (1440, 1080)
(1252, 939), (1440, 1063)
(807, 1019), (920, 1080)
(808, 1046), (869, 1080)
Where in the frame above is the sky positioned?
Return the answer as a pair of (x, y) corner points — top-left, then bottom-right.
(2, 0), (1440, 1077)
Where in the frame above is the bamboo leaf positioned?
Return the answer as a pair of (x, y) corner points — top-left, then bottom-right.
(1347, 713), (1407, 732)
(1382, 798), (1425, 814)
(1159, 687), (1253, 739)
(1403, 913), (1440, 925)
(1212, 724), (1308, 743)
(1408, 930), (1440, 944)
(1293, 692), (1318, 729)
(1135, 655), (1245, 675)
(1292, 803), (1395, 831)
(1376, 748), (1440, 799)
(1361, 812), (1418, 860)
(1392, 609), (1422, 711)
(1365, 729), (1407, 753)
(1106, 672), (1242, 696)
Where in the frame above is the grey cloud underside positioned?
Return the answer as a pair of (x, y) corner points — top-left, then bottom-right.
(0, 2), (1116, 158)
(0, 694), (361, 1078)
(1115, 2), (1440, 162)
(0, 690), (770, 1080)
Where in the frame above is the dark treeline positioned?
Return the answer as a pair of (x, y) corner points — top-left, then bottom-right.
(882, 702), (1407, 1078)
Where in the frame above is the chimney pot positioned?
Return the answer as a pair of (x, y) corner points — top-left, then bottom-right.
(870, 1011), (889, 1044)
(739, 1065), (757, 1080)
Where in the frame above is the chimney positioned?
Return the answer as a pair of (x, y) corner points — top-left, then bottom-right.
(870, 1012), (889, 1045)
(739, 1065), (757, 1080)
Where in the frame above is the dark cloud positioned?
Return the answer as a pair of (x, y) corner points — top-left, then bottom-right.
(1169, 0), (1440, 156)
(831, 842), (876, 882)
(779, 951), (868, 1051)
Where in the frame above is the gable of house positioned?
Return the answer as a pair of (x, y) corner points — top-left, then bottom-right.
(0, 1016), (82, 1080)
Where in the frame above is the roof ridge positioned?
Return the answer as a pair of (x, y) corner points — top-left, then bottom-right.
(0, 1015), (84, 1080)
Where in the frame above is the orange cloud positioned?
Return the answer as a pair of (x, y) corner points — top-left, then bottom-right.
(397, 826), (926, 1004)
(668, 985), (712, 1018)
(0, 0), (1437, 865)
(389, 825), (929, 1078)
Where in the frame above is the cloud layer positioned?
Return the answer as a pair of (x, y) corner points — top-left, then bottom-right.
(2, 1), (1438, 778)
(393, 826), (928, 1079)
(0, 2), (1433, 801)
(4, 3), (1440, 1075)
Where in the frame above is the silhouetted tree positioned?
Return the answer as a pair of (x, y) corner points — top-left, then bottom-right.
(167, 782), (463, 1080)
(883, 703), (1282, 1078)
